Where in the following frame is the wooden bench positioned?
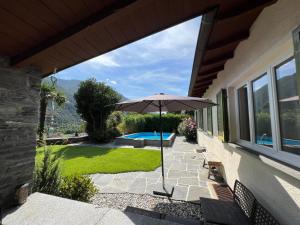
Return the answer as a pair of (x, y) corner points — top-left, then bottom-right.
(200, 180), (281, 225)
(196, 147), (223, 179)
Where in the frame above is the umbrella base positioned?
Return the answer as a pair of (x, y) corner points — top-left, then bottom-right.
(153, 185), (174, 197)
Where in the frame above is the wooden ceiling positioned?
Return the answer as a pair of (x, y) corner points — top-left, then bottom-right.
(189, 0), (277, 97)
(0, 0), (276, 80)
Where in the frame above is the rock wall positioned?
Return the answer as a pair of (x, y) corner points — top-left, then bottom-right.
(0, 65), (41, 208)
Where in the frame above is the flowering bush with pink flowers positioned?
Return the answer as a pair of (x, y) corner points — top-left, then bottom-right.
(178, 118), (197, 142)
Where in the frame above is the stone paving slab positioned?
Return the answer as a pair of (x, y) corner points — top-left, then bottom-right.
(90, 136), (215, 201)
(3, 193), (110, 225)
(3, 193), (182, 225)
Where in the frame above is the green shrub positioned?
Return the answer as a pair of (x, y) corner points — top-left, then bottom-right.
(33, 146), (97, 202)
(107, 111), (123, 128)
(59, 175), (97, 202)
(33, 147), (61, 195)
(178, 118), (197, 142)
(121, 113), (187, 133)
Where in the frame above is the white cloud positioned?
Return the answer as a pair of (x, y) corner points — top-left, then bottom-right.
(85, 17), (201, 69)
(88, 54), (120, 68)
(105, 78), (117, 85)
(128, 70), (186, 84)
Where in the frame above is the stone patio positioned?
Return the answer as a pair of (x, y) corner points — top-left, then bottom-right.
(90, 136), (213, 202)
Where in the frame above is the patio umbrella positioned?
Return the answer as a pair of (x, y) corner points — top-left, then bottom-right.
(115, 93), (216, 196)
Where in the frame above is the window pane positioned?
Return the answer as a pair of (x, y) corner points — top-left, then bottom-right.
(207, 107), (212, 134)
(237, 85), (250, 141)
(252, 74), (273, 147)
(217, 91), (224, 137)
(199, 109), (203, 129)
(275, 58), (300, 155)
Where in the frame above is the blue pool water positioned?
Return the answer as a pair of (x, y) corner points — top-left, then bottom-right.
(256, 136), (300, 146)
(123, 132), (172, 140)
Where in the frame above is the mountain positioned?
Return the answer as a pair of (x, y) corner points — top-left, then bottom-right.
(42, 78), (127, 134)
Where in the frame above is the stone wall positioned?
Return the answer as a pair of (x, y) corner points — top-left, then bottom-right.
(0, 65), (41, 208)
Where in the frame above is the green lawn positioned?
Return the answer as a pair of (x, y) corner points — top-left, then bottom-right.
(36, 145), (161, 176)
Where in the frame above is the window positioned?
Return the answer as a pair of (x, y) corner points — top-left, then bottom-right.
(207, 107), (213, 134)
(217, 89), (229, 142)
(199, 109), (204, 129)
(275, 58), (300, 155)
(252, 74), (273, 147)
(237, 85), (250, 141)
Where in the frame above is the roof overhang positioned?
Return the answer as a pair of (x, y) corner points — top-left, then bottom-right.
(188, 0), (277, 97)
(0, 0), (220, 76)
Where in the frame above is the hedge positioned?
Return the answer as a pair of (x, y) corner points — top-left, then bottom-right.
(121, 113), (188, 133)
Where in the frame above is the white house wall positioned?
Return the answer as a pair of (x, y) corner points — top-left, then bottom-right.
(197, 0), (300, 224)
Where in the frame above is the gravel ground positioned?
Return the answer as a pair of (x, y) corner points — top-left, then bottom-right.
(91, 193), (202, 220)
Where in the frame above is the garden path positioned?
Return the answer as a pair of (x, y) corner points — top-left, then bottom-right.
(90, 136), (213, 202)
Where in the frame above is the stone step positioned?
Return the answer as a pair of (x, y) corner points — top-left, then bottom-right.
(125, 206), (202, 225)
(3, 192), (186, 225)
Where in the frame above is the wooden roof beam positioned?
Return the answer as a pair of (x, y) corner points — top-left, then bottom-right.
(196, 73), (217, 82)
(217, 0), (276, 21)
(194, 80), (213, 89)
(202, 52), (233, 66)
(193, 83), (211, 91)
(207, 31), (249, 51)
(197, 65), (224, 78)
(192, 89), (207, 96)
(11, 0), (137, 65)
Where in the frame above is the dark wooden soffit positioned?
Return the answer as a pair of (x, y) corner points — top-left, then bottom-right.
(0, 0), (226, 76)
(188, 0), (277, 97)
(10, 0), (137, 65)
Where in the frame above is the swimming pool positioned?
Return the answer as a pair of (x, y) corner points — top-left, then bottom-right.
(256, 136), (300, 146)
(123, 132), (172, 140)
(115, 132), (176, 147)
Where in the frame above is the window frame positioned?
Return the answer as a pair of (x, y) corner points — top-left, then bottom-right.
(198, 108), (204, 130)
(207, 106), (213, 135)
(251, 72), (276, 151)
(217, 89), (229, 142)
(234, 55), (300, 168)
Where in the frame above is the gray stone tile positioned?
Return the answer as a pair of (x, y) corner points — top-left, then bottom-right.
(109, 177), (132, 191)
(169, 163), (186, 171)
(142, 172), (161, 179)
(157, 178), (178, 186)
(145, 183), (174, 196)
(92, 174), (115, 186)
(146, 177), (159, 184)
(100, 186), (125, 193)
(187, 186), (211, 202)
(167, 170), (184, 178)
(178, 177), (199, 186)
(180, 170), (198, 178)
(199, 181), (208, 187)
(129, 178), (146, 194)
(187, 164), (200, 171)
(172, 185), (188, 201)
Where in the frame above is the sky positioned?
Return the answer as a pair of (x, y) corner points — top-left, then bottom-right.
(56, 17), (201, 99)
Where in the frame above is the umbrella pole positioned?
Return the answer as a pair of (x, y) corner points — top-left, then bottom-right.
(153, 101), (173, 197)
(159, 101), (165, 187)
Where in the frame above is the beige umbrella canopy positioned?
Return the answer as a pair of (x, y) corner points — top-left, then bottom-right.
(115, 93), (216, 113)
(115, 93), (216, 196)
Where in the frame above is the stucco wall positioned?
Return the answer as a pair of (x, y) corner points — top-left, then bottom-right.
(0, 64), (41, 208)
(197, 0), (300, 224)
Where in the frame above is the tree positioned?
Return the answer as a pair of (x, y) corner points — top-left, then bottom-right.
(38, 82), (66, 141)
(74, 79), (121, 142)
